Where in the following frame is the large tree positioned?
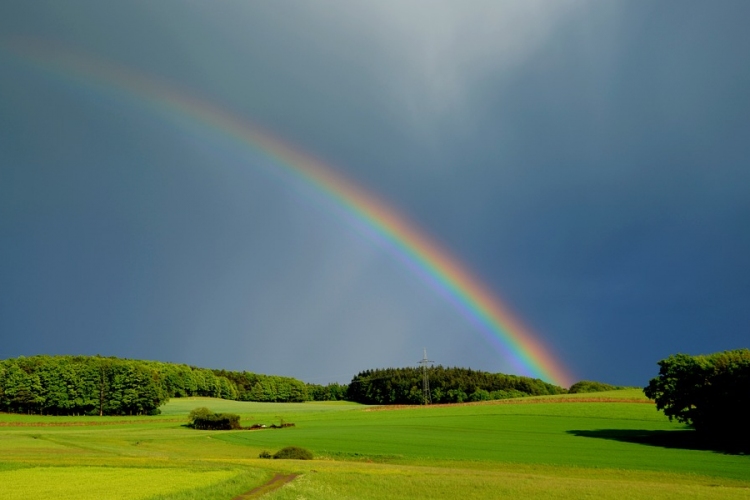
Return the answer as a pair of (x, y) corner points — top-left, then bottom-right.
(644, 349), (750, 445)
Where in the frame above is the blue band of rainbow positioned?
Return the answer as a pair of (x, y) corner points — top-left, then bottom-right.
(2, 39), (574, 387)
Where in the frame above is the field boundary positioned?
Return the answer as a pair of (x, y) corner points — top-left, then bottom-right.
(366, 397), (654, 411)
(0, 418), (185, 427)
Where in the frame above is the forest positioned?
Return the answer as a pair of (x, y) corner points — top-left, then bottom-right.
(0, 355), (566, 415)
(346, 366), (566, 405)
(0, 355), (312, 415)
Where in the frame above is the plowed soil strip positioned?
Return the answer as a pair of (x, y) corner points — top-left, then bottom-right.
(366, 398), (653, 411)
(233, 473), (299, 499)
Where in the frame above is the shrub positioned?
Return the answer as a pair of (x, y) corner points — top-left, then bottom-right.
(269, 422), (295, 428)
(188, 407), (213, 425)
(490, 389), (526, 400)
(272, 446), (313, 460)
(569, 381), (620, 394)
(188, 407), (241, 430)
(258, 450), (272, 459)
(469, 389), (491, 402)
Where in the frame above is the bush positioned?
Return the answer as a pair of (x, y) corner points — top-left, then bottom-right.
(469, 389), (491, 402)
(272, 446), (313, 460)
(569, 381), (620, 394)
(188, 407), (212, 424)
(188, 407), (241, 430)
(490, 389), (526, 400)
(258, 450), (272, 459)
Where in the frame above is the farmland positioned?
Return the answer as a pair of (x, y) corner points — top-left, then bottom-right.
(1, 391), (749, 499)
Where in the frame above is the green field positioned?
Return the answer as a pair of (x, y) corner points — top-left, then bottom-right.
(1, 391), (748, 499)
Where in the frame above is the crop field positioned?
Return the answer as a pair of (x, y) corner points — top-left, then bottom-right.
(1, 391), (748, 499)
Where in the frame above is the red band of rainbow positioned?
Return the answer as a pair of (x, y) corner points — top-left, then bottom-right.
(3, 39), (574, 387)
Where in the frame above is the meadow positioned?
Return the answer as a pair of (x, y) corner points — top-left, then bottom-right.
(1, 390), (748, 499)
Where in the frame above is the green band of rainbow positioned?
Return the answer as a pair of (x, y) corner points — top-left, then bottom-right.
(3, 39), (574, 387)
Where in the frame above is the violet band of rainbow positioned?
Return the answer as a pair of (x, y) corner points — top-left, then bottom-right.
(3, 39), (574, 387)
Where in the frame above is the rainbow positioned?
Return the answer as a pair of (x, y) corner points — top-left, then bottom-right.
(2, 39), (573, 387)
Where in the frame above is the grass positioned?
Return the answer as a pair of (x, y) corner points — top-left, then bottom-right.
(0, 466), (247, 500)
(263, 464), (750, 500)
(215, 398), (749, 480)
(1, 391), (748, 499)
(533, 388), (649, 400)
(159, 397), (361, 418)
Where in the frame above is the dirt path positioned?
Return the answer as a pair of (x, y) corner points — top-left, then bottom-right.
(232, 473), (299, 499)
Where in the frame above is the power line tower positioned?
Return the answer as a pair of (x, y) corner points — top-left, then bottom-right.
(418, 348), (434, 405)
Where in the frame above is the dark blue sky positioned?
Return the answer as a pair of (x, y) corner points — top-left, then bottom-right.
(1, 1), (748, 386)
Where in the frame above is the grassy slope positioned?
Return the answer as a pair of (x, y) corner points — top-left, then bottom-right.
(1, 467), (242, 500)
(1, 392), (748, 499)
(214, 395), (748, 480)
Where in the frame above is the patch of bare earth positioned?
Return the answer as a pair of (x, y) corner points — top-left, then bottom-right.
(232, 473), (299, 499)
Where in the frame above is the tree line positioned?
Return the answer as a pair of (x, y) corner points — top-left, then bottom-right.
(346, 366), (566, 405)
(0, 355), (169, 415)
(0, 355), (321, 415)
(212, 369), (308, 403)
(0, 356), (576, 415)
(0, 355), (568, 415)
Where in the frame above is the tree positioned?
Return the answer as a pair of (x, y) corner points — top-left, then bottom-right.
(644, 349), (750, 445)
(188, 406), (212, 426)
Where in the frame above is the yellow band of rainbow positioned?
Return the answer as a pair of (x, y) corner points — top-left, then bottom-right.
(3, 39), (574, 387)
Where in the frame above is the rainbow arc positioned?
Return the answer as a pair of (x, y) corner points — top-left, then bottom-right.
(3, 39), (574, 386)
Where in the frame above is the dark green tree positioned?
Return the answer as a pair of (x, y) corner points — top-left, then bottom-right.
(644, 349), (750, 445)
(347, 366), (565, 405)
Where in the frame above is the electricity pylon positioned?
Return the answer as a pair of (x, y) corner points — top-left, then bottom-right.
(418, 348), (434, 405)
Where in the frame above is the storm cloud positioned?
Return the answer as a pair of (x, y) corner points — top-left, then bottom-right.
(1, 1), (748, 385)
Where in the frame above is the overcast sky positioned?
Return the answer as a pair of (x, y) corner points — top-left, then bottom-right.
(1, 1), (748, 386)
